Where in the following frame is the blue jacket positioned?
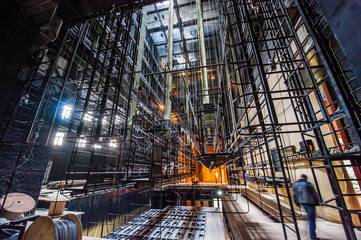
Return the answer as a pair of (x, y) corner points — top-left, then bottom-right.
(292, 179), (320, 205)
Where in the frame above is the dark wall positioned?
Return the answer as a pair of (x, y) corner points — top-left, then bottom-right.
(67, 189), (151, 237)
(316, 0), (361, 84)
(0, 144), (52, 202)
(0, 0), (38, 116)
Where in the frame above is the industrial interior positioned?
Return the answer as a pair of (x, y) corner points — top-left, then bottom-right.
(1, 0), (361, 239)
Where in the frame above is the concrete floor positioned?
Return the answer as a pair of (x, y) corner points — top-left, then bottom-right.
(202, 207), (227, 240)
(229, 193), (361, 240)
(84, 194), (361, 240)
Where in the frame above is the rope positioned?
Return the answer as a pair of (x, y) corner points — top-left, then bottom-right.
(54, 219), (78, 240)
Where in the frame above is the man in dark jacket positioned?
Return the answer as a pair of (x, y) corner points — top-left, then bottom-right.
(292, 174), (320, 240)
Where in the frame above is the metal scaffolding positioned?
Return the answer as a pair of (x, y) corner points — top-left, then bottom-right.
(224, 0), (361, 239)
(1, 0), (361, 239)
(0, 1), (195, 203)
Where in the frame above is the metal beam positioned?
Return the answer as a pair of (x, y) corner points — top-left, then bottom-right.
(174, 0), (191, 126)
(146, 0), (214, 15)
(58, 0), (161, 21)
(147, 17), (219, 33)
(147, 0), (197, 15)
(155, 33), (216, 47)
(160, 47), (217, 58)
(196, 0), (209, 104)
(143, 62), (236, 76)
(127, 7), (149, 139)
(164, 0), (174, 120)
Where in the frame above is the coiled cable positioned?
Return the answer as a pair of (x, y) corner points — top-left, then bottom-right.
(54, 219), (78, 240)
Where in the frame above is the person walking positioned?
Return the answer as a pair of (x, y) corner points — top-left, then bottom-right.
(292, 174), (320, 240)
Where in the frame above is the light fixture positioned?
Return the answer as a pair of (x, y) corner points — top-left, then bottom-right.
(108, 140), (118, 148)
(115, 116), (121, 124)
(54, 132), (65, 146)
(78, 137), (86, 147)
(61, 105), (72, 120)
(20, 94), (29, 106)
(94, 144), (102, 149)
(217, 190), (223, 196)
(84, 113), (93, 122)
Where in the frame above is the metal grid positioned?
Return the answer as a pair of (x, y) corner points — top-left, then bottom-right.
(105, 207), (206, 240)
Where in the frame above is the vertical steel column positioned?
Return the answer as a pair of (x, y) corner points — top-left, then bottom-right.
(224, 64), (237, 140)
(196, 0), (210, 104)
(227, 0), (302, 238)
(240, 1), (301, 238)
(76, 10), (112, 137)
(45, 22), (89, 145)
(164, 0), (174, 120)
(290, 1), (359, 239)
(127, 6), (149, 139)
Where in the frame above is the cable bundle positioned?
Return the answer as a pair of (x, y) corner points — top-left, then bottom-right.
(24, 213), (82, 240)
(54, 219), (78, 240)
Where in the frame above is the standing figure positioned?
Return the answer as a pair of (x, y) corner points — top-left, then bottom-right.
(292, 174), (320, 240)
